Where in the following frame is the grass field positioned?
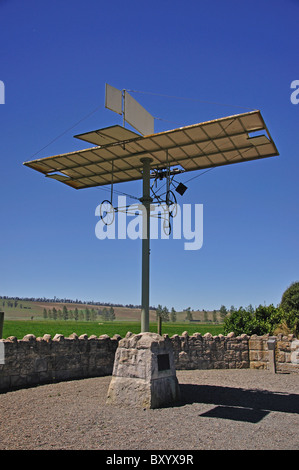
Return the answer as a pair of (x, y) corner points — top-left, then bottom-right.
(1, 297), (225, 339)
(1, 298), (223, 323)
(2, 320), (224, 339)
(0, 300), (153, 322)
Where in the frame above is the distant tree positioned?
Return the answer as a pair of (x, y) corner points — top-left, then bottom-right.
(170, 307), (177, 323)
(184, 307), (193, 322)
(203, 310), (208, 322)
(102, 307), (109, 321)
(156, 304), (163, 320)
(52, 307), (57, 321)
(219, 305), (227, 319)
(85, 308), (90, 321)
(212, 310), (217, 323)
(230, 305), (236, 313)
(62, 305), (68, 321)
(90, 308), (96, 321)
(58, 309), (63, 320)
(109, 306), (115, 321)
(74, 308), (79, 321)
(162, 306), (169, 322)
(43, 308), (48, 319)
(79, 310), (84, 321)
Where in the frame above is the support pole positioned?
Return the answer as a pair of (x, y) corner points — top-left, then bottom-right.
(157, 315), (162, 336)
(140, 157), (153, 332)
(267, 337), (277, 374)
(110, 160), (114, 205)
(0, 311), (4, 339)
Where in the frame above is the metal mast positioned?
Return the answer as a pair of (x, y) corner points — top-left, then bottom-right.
(140, 157), (153, 332)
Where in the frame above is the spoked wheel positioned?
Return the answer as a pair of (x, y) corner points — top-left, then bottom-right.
(163, 217), (171, 236)
(166, 190), (177, 217)
(100, 200), (115, 225)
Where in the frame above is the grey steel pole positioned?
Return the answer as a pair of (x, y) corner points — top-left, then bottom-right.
(157, 315), (162, 336)
(140, 157), (153, 332)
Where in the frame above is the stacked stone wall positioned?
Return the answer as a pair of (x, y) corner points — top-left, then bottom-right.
(0, 333), (120, 391)
(171, 331), (250, 370)
(249, 333), (297, 369)
(0, 331), (298, 392)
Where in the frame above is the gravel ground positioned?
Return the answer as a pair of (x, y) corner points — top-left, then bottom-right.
(0, 369), (298, 451)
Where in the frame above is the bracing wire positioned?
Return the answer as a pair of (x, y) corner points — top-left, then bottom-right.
(29, 103), (103, 160)
(153, 116), (186, 127)
(96, 185), (140, 202)
(126, 89), (256, 111)
(183, 146), (255, 185)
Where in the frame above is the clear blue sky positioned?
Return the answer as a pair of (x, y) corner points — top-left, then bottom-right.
(0, 0), (298, 311)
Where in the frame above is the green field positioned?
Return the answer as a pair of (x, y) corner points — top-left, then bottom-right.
(0, 298), (224, 323)
(2, 320), (224, 340)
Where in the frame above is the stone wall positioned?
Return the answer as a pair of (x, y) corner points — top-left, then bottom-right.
(0, 331), (298, 392)
(171, 331), (250, 370)
(249, 333), (298, 369)
(172, 331), (298, 371)
(0, 333), (120, 392)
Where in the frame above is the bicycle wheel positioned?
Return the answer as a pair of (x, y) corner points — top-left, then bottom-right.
(163, 217), (171, 236)
(166, 190), (177, 217)
(100, 200), (115, 225)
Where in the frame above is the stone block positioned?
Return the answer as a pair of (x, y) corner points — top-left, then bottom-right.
(250, 361), (267, 370)
(106, 332), (180, 409)
(249, 338), (264, 350)
(10, 374), (27, 387)
(35, 357), (48, 373)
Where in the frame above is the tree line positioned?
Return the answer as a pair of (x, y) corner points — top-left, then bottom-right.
(2, 300), (31, 309)
(156, 305), (228, 323)
(0, 295), (154, 310)
(43, 306), (116, 322)
(156, 305), (177, 322)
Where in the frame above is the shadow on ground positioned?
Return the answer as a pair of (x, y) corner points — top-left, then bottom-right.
(178, 383), (299, 423)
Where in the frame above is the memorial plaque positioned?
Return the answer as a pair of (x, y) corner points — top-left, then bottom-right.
(157, 354), (170, 371)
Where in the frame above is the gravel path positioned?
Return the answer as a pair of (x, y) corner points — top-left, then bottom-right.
(0, 369), (298, 450)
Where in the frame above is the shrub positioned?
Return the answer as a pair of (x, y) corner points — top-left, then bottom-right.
(223, 304), (284, 336)
(223, 283), (299, 337)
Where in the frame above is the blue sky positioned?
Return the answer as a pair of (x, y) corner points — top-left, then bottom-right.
(0, 0), (298, 311)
